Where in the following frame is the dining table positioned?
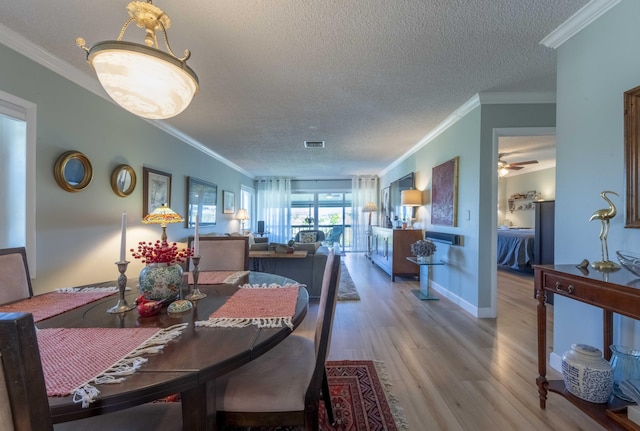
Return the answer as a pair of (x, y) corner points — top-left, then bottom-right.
(28, 271), (308, 431)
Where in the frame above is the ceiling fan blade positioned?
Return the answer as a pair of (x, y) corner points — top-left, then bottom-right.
(507, 165), (524, 170)
(509, 160), (538, 166)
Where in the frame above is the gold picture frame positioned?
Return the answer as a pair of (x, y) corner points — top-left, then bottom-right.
(143, 167), (172, 217)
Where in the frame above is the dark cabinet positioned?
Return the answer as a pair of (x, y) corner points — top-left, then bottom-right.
(371, 227), (422, 281)
(534, 200), (555, 265)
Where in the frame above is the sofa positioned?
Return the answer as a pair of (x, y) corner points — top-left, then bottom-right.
(249, 242), (329, 299)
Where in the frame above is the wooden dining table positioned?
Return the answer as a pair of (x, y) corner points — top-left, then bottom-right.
(36, 272), (309, 431)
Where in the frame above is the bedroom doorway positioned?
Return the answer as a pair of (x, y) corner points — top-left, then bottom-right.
(492, 127), (556, 314)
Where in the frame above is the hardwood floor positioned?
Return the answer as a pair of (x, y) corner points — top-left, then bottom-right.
(297, 252), (605, 430)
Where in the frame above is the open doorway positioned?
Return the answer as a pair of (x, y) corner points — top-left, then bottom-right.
(491, 127), (556, 313)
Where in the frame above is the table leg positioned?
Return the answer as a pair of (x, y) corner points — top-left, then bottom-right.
(181, 381), (217, 431)
(412, 264), (439, 300)
(535, 270), (548, 409)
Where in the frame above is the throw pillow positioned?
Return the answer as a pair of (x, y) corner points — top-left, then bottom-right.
(300, 232), (317, 243)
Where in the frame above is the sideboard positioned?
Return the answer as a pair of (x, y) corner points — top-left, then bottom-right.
(535, 264), (640, 430)
(370, 227), (422, 281)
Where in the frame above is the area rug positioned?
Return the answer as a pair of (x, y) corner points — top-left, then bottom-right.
(337, 262), (360, 301)
(227, 360), (408, 431)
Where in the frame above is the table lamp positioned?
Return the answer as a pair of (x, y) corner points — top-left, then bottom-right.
(236, 208), (249, 232)
(142, 204), (184, 241)
(362, 202), (378, 227)
(401, 189), (422, 225)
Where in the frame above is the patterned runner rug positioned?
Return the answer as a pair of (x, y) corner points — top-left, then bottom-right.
(337, 262), (360, 301)
(225, 360), (408, 431)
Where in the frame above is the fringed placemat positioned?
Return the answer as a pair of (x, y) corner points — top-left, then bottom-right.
(186, 270), (249, 286)
(195, 283), (300, 329)
(0, 287), (125, 322)
(38, 323), (188, 407)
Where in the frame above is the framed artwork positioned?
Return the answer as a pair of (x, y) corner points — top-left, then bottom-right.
(380, 187), (390, 227)
(186, 177), (217, 227)
(431, 157), (459, 226)
(625, 85), (640, 228)
(143, 167), (171, 217)
(223, 190), (235, 214)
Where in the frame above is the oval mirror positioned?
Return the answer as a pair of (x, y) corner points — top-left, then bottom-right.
(53, 151), (93, 192)
(111, 164), (137, 197)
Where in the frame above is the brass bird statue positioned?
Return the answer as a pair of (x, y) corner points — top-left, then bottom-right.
(589, 190), (620, 270)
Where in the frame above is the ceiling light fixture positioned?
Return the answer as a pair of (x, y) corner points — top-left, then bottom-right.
(76, 1), (199, 120)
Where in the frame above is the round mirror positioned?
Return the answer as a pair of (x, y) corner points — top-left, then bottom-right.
(111, 164), (137, 197)
(54, 151), (93, 192)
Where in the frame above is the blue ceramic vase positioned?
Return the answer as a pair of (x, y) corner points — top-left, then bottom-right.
(138, 263), (183, 301)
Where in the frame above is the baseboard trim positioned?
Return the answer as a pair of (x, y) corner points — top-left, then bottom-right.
(430, 281), (494, 318)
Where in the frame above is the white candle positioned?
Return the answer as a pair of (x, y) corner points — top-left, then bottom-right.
(194, 215), (200, 256)
(119, 212), (127, 262)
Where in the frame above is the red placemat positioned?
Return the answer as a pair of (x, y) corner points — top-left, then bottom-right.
(38, 324), (187, 407)
(195, 284), (299, 329)
(0, 288), (119, 322)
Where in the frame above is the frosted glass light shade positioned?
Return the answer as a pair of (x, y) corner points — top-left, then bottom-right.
(88, 41), (198, 120)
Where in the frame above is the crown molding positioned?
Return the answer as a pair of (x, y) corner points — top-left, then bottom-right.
(540, 0), (621, 49)
(0, 23), (255, 179)
(379, 91), (555, 178)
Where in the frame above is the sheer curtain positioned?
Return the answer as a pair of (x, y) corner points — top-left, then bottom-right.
(351, 176), (378, 252)
(256, 178), (291, 244)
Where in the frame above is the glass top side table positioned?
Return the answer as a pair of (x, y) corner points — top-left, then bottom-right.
(406, 257), (445, 300)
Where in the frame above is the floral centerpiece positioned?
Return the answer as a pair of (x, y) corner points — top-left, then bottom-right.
(131, 240), (193, 265)
(132, 240), (193, 302)
(410, 239), (436, 260)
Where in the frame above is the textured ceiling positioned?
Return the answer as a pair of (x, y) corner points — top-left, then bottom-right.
(0, 0), (588, 179)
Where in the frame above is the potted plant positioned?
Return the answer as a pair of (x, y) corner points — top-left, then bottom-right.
(410, 239), (436, 263)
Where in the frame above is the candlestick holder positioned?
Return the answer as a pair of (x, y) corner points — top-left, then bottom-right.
(107, 261), (136, 314)
(185, 256), (206, 301)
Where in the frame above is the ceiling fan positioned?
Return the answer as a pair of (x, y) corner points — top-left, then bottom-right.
(497, 153), (538, 176)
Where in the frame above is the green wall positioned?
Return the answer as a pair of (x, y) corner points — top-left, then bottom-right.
(0, 43), (253, 293)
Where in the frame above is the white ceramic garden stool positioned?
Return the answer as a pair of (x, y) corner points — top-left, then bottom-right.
(561, 343), (613, 403)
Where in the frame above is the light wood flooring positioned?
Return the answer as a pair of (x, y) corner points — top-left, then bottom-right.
(296, 252), (605, 431)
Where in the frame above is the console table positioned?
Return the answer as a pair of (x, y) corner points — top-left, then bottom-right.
(536, 264), (640, 430)
(407, 257), (444, 300)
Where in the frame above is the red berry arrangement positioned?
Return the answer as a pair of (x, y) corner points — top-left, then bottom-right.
(131, 240), (193, 265)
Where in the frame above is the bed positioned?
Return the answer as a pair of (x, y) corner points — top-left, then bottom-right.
(497, 228), (535, 271)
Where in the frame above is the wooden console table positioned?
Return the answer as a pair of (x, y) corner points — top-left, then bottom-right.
(249, 250), (308, 258)
(536, 264), (640, 430)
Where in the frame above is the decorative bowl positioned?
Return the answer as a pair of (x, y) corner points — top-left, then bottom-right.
(616, 251), (640, 276)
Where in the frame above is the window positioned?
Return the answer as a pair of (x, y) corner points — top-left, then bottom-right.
(240, 185), (254, 230)
(291, 192), (352, 249)
(0, 91), (36, 274)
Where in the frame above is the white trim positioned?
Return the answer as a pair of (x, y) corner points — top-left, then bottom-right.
(0, 90), (37, 277)
(550, 351), (563, 373)
(0, 23), (255, 179)
(429, 280), (496, 318)
(540, 0), (621, 49)
(379, 92), (556, 178)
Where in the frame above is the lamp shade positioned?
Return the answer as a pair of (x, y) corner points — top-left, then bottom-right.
(142, 204), (184, 226)
(88, 42), (198, 119)
(362, 202), (378, 213)
(401, 189), (422, 206)
(236, 209), (249, 220)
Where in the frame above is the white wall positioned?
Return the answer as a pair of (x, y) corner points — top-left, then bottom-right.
(0, 42), (254, 293)
(554, 0), (640, 357)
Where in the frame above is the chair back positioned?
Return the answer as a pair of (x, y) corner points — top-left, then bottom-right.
(306, 250), (341, 401)
(327, 226), (343, 244)
(187, 236), (249, 271)
(0, 312), (53, 431)
(0, 247), (33, 305)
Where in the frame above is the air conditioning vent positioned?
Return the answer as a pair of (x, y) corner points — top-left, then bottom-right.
(304, 141), (325, 148)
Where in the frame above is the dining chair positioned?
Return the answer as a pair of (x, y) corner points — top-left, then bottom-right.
(187, 235), (249, 271)
(0, 247), (33, 305)
(0, 312), (183, 431)
(215, 250), (341, 431)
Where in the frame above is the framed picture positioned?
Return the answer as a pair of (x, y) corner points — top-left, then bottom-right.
(431, 157), (459, 226)
(380, 187), (390, 227)
(625, 85), (640, 228)
(186, 177), (217, 227)
(223, 190), (235, 214)
(143, 167), (171, 217)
